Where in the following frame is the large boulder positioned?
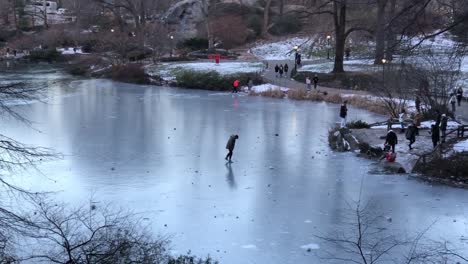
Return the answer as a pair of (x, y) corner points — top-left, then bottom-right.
(163, 0), (205, 38)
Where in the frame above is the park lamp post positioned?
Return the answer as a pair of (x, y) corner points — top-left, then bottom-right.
(169, 35), (174, 58)
(293, 45), (299, 71)
(382, 58), (387, 90)
(110, 28), (115, 33)
(327, 35), (331, 60)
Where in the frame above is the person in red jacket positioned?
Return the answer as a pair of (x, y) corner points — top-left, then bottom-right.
(232, 79), (239, 93)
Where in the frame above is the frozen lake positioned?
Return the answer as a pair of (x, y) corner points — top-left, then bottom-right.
(1, 65), (468, 263)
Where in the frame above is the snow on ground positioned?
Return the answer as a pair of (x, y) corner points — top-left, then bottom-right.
(453, 139), (468, 152)
(57, 47), (86, 55)
(146, 62), (265, 81)
(298, 59), (377, 73)
(249, 84), (289, 93)
(251, 37), (315, 61)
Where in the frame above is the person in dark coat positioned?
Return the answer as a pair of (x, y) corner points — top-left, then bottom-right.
(415, 96), (421, 112)
(339, 101), (348, 128)
(284, 63), (289, 75)
(457, 87), (463, 106)
(297, 54), (302, 66)
(385, 130), (398, 153)
(313, 74), (319, 89)
(405, 123), (418, 150)
(435, 110), (441, 127)
(431, 124), (440, 148)
(440, 114), (448, 143)
(225, 135), (239, 161)
(279, 66), (284, 78)
(274, 64), (279, 78)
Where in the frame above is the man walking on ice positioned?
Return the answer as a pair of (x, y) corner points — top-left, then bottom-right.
(225, 134), (239, 162)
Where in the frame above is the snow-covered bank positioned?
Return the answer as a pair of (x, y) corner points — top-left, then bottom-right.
(146, 61), (265, 81)
(251, 37), (317, 61)
(249, 84), (289, 93)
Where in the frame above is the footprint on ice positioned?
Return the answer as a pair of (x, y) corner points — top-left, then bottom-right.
(300, 243), (320, 250)
(241, 244), (257, 249)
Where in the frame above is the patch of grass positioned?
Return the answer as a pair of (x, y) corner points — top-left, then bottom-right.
(288, 88), (309, 100)
(347, 120), (371, 129)
(107, 64), (151, 84)
(175, 70), (263, 91)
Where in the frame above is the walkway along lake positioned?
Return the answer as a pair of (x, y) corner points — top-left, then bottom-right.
(1, 67), (468, 263)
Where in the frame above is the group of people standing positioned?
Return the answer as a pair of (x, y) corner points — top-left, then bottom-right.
(274, 64), (289, 78)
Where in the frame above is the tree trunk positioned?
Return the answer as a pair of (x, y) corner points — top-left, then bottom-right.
(279, 0), (284, 17)
(262, 0), (272, 38)
(385, 0), (397, 61)
(332, 0), (346, 73)
(374, 0), (387, 64)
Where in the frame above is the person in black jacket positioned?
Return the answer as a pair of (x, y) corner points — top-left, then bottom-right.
(457, 87), (463, 106)
(274, 64), (279, 78)
(313, 74), (319, 89)
(284, 63), (289, 75)
(385, 130), (398, 153)
(340, 101), (348, 128)
(405, 123), (418, 150)
(431, 124), (440, 148)
(225, 135), (239, 162)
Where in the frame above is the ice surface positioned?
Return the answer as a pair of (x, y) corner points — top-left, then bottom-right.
(2, 67), (468, 264)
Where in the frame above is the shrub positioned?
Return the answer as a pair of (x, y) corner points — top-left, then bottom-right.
(67, 56), (107, 76)
(28, 49), (63, 62)
(347, 120), (371, 129)
(288, 88), (308, 100)
(258, 89), (285, 98)
(246, 15), (263, 36)
(177, 38), (209, 51)
(107, 64), (151, 84)
(174, 70), (263, 91)
(269, 15), (302, 36)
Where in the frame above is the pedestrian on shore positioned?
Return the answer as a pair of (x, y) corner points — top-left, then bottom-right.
(279, 66), (284, 78)
(232, 79), (239, 93)
(345, 47), (351, 60)
(415, 96), (421, 112)
(449, 93), (456, 114)
(265, 61), (269, 69)
(440, 114), (448, 143)
(435, 110), (442, 126)
(297, 54), (302, 66)
(430, 124), (440, 148)
(385, 129), (398, 153)
(306, 77), (311, 91)
(340, 101), (348, 128)
(284, 63), (289, 75)
(313, 74), (319, 89)
(405, 122), (418, 150)
(247, 78), (253, 91)
(414, 111), (422, 135)
(13, 50), (17, 57)
(274, 64), (279, 78)
(225, 134), (239, 162)
(457, 86), (463, 106)
(398, 109), (406, 133)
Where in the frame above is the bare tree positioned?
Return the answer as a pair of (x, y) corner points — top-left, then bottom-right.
(316, 194), (468, 263)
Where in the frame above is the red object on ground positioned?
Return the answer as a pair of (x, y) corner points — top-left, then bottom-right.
(385, 152), (396, 162)
(208, 54), (221, 64)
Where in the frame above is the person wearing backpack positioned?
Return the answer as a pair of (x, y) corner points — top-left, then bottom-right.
(405, 123), (418, 150)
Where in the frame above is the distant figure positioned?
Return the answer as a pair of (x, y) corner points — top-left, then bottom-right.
(456, 87), (463, 106)
(13, 50), (17, 57)
(232, 79), (239, 93)
(435, 110), (442, 127)
(274, 64), (279, 78)
(415, 96), (421, 112)
(279, 65), (284, 78)
(440, 114), (448, 143)
(297, 54), (302, 66)
(265, 61), (269, 69)
(339, 101), (348, 128)
(247, 78), (253, 91)
(225, 134), (239, 162)
(398, 109), (406, 133)
(345, 47), (351, 60)
(313, 74), (319, 89)
(414, 111), (422, 134)
(405, 123), (418, 150)
(306, 77), (311, 91)
(449, 93), (456, 115)
(385, 129), (398, 153)
(284, 63), (289, 75)
(431, 124), (440, 148)
(73, 47), (77, 53)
